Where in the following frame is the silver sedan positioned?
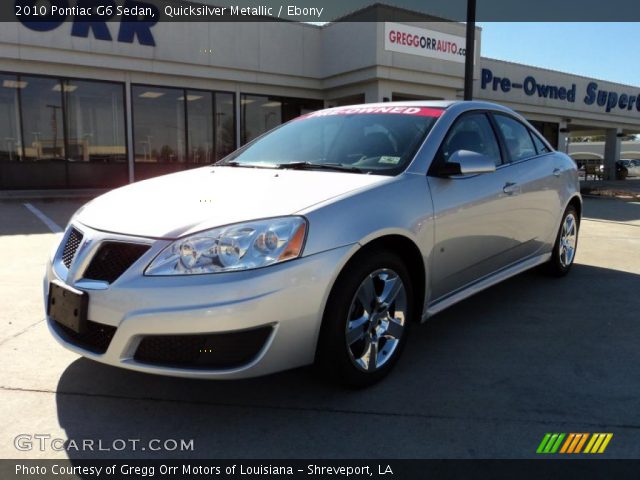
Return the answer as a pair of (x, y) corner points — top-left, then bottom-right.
(44, 101), (581, 386)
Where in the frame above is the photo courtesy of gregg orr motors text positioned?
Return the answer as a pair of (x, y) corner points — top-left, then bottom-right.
(15, 463), (389, 477)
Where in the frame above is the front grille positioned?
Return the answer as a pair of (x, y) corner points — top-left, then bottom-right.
(134, 326), (273, 369)
(83, 242), (150, 283)
(62, 228), (83, 268)
(51, 318), (117, 354)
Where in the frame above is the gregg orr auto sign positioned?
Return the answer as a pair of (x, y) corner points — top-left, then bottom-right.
(384, 22), (467, 63)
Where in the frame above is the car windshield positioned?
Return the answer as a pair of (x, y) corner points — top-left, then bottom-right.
(219, 106), (443, 175)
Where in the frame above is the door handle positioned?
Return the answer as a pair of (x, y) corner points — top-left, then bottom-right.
(503, 182), (518, 195)
(553, 168), (562, 177)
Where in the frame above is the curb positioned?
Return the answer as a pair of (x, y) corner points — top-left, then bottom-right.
(0, 189), (106, 202)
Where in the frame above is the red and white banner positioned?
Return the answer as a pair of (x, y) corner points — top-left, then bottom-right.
(384, 22), (468, 64)
(299, 106), (444, 119)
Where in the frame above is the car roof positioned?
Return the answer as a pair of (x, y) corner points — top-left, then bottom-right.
(326, 100), (518, 115)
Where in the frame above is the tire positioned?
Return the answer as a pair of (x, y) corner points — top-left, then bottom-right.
(547, 205), (579, 277)
(315, 250), (414, 387)
(616, 167), (628, 180)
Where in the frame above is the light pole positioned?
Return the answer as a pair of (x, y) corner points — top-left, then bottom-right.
(464, 0), (477, 101)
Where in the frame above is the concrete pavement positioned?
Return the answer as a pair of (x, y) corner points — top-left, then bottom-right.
(581, 178), (640, 200)
(0, 197), (638, 459)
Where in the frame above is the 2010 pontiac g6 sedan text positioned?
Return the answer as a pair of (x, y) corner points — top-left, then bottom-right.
(44, 101), (581, 386)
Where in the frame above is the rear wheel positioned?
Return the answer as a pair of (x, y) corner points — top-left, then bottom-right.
(316, 251), (413, 387)
(547, 205), (579, 277)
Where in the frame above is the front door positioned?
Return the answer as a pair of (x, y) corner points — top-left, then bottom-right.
(428, 112), (526, 300)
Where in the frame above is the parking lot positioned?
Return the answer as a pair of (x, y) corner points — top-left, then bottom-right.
(0, 196), (639, 459)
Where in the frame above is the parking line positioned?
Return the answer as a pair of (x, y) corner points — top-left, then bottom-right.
(23, 203), (63, 233)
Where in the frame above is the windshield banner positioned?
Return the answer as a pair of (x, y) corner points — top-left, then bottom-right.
(298, 106), (444, 119)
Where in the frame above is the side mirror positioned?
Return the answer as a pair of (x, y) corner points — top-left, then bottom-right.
(439, 150), (497, 176)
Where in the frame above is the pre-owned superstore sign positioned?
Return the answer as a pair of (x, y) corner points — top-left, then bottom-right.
(384, 22), (467, 63)
(482, 68), (640, 114)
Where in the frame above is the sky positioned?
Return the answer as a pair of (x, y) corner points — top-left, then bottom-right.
(478, 23), (640, 87)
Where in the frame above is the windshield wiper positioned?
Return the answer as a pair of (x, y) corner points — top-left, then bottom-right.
(276, 162), (364, 174)
(216, 161), (277, 169)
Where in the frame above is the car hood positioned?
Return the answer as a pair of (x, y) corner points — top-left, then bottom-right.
(75, 166), (391, 238)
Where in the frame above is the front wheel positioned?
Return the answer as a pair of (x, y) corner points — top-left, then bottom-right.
(315, 251), (413, 387)
(547, 205), (579, 277)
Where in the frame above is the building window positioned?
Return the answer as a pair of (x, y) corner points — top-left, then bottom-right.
(186, 90), (214, 165)
(21, 76), (65, 163)
(0, 74), (23, 188)
(0, 73), (127, 190)
(64, 80), (128, 188)
(240, 94), (323, 144)
(18, 75), (67, 188)
(185, 91), (235, 165)
(132, 85), (236, 180)
(215, 92), (236, 159)
(132, 86), (186, 180)
(241, 95), (281, 144)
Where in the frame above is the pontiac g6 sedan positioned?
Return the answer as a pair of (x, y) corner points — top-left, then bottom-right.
(45, 101), (581, 386)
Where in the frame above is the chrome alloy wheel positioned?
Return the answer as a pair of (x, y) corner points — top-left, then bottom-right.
(345, 269), (408, 372)
(559, 213), (578, 268)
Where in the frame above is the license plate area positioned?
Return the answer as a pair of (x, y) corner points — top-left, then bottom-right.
(48, 281), (88, 334)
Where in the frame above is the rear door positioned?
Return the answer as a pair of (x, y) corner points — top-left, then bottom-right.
(428, 111), (528, 300)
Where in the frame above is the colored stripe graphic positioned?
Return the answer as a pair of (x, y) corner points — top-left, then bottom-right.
(584, 433), (613, 454)
(538, 433), (612, 454)
(598, 434), (613, 453)
(574, 433), (589, 453)
(584, 433), (601, 453)
(550, 433), (565, 453)
(537, 433), (565, 454)
(564, 433), (588, 453)
(559, 433), (575, 453)
(536, 434), (552, 454)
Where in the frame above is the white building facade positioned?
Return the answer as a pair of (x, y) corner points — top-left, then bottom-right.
(1, 11), (639, 189)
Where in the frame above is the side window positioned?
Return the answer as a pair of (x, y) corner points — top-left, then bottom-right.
(493, 115), (537, 162)
(441, 113), (502, 166)
(530, 131), (551, 154)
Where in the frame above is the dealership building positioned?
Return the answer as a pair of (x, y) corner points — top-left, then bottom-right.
(2, 5), (640, 189)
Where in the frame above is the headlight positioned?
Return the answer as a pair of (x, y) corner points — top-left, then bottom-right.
(145, 216), (307, 275)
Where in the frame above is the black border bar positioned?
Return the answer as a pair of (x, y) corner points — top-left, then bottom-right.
(3, 459), (640, 480)
(4, 0), (640, 22)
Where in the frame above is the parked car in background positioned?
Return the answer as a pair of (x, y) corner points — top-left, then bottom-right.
(618, 159), (640, 178)
(44, 101), (581, 386)
(575, 158), (604, 180)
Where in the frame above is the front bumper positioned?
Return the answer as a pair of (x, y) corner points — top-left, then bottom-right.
(44, 222), (355, 379)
